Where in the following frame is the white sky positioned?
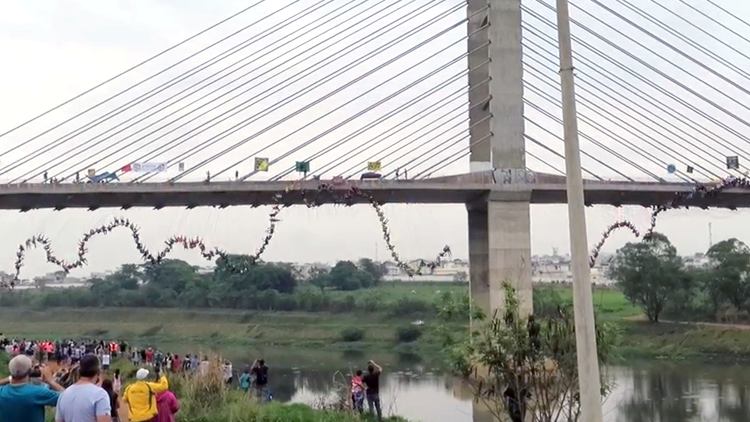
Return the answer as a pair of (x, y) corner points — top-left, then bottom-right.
(1, 0), (750, 278)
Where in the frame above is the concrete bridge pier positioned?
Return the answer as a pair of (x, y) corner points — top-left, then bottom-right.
(467, 0), (532, 319)
(467, 198), (533, 319)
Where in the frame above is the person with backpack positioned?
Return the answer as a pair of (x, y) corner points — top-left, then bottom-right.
(123, 367), (169, 422)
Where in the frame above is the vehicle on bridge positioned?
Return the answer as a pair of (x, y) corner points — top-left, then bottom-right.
(360, 172), (382, 180)
(86, 172), (119, 183)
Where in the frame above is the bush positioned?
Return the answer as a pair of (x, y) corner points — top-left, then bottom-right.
(339, 327), (365, 342)
(396, 326), (423, 343)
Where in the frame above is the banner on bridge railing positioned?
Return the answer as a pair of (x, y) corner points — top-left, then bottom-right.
(123, 162), (167, 173)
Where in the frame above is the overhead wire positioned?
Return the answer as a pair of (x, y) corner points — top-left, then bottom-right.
(161, 2), (469, 183)
(0, 0), (268, 141)
(14, 0), (347, 183)
(40, 0), (384, 183)
(521, 10), (750, 172)
(0, 0), (291, 171)
(121, 0), (434, 183)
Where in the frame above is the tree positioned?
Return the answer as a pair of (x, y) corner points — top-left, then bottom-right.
(330, 261), (364, 291)
(358, 258), (386, 285)
(608, 233), (684, 322)
(447, 284), (615, 422)
(706, 239), (750, 310)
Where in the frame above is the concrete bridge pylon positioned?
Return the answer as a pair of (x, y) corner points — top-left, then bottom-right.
(467, 0), (533, 319)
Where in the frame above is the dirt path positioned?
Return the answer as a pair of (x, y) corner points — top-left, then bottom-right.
(625, 314), (750, 330)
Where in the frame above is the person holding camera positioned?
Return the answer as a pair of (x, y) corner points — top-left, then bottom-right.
(0, 355), (65, 422)
(123, 365), (169, 422)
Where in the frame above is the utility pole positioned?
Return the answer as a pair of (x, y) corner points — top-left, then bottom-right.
(555, 0), (604, 421)
(709, 222), (713, 248)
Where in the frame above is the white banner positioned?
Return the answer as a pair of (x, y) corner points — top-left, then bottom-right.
(131, 162), (167, 173)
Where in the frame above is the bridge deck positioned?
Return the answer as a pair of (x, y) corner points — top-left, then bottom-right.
(0, 174), (746, 210)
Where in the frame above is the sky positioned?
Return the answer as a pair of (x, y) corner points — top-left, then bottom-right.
(1, 0), (750, 279)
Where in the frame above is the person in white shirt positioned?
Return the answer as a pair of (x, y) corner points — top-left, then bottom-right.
(101, 352), (111, 372)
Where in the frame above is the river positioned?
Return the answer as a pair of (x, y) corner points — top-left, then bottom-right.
(164, 344), (750, 421)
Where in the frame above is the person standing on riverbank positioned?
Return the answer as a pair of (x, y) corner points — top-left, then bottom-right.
(251, 359), (269, 401)
(123, 367), (169, 422)
(362, 360), (382, 421)
(350, 370), (365, 414)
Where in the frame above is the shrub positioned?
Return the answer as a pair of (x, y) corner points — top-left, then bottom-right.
(396, 326), (423, 343)
(339, 327), (365, 342)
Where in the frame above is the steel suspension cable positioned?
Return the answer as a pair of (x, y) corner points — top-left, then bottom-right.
(683, 0), (750, 48)
(625, 0), (750, 83)
(0, 0), (291, 165)
(523, 51), (724, 178)
(263, 38), (489, 181)
(86, 0), (412, 184)
(41, 0), (384, 183)
(526, 150), (566, 176)
(304, 83), (472, 179)
(227, 35), (470, 181)
(164, 3), (470, 183)
(524, 78), (693, 182)
(523, 98), (662, 181)
(131, 0), (450, 183)
(581, 0), (750, 109)
(16, 0), (351, 183)
(524, 117), (628, 181)
(521, 13), (750, 163)
(522, 29), (750, 171)
(4, 0), (320, 179)
(524, 2), (750, 136)
(335, 89), (489, 180)
(410, 133), (489, 179)
(268, 70), (473, 181)
(0, 0), (268, 142)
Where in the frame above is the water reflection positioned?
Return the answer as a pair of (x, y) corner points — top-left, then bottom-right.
(606, 362), (750, 422)
(160, 344), (750, 422)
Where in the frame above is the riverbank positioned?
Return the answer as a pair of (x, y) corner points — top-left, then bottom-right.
(5, 283), (750, 361)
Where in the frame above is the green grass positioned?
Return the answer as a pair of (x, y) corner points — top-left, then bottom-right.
(8, 283), (750, 362)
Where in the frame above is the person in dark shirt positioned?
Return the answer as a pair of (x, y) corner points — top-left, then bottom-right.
(251, 359), (269, 402)
(361, 360), (382, 420)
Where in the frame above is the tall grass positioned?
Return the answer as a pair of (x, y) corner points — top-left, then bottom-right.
(151, 358), (407, 422)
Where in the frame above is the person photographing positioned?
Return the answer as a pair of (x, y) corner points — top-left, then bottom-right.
(0, 355), (64, 422)
(123, 365), (169, 422)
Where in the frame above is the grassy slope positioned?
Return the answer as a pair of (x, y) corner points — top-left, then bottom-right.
(6, 283), (750, 360)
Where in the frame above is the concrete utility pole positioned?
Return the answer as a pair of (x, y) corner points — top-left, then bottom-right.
(554, 0), (604, 421)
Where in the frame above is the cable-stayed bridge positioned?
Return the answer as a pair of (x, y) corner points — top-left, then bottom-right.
(3, 0), (750, 315)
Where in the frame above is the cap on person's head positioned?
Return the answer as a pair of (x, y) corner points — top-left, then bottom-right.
(8, 355), (32, 379)
(79, 354), (101, 378)
(136, 368), (149, 380)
